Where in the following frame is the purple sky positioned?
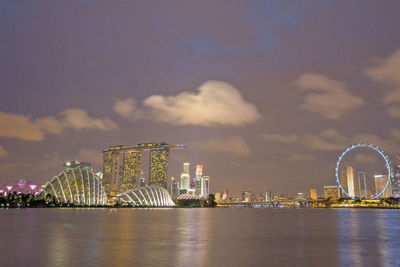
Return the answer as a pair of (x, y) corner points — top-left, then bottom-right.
(1, 1), (400, 196)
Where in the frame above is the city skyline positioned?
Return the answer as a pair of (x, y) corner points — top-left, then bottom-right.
(2, 2), (400, 195)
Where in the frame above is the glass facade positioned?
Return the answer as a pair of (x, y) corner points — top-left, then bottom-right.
(41, 167), (107, 205)
(120, 186), (175, 206)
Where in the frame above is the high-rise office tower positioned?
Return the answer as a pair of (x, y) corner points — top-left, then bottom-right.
(374, 174), (392, 198)
(339, 166), (356, 198)
(241, 191), (251, 202)
(391, 165), (400, 197)
(310, 189), (317, 200)
(265, 189), (272, 201)
(183, 162), (190, 175)
(149, 148), (169, 188)
(170, 177), (179, 199)
(203, 176), (210, 197)
(196, 164), (203, 178)
(195, 178), (202, 196)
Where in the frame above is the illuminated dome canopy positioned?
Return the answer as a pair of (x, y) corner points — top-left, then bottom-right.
(121, 186), (175, 206)
(41, 167), (107, 206)
(176, 194), (202, 200)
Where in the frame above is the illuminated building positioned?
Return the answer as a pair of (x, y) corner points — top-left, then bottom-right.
(241, 191), (251, 202)
(188, 181), (196, 195)
(196, 164), (203, 178)
(194, 164), (204, 197)
(183, 162), (190, 175)
(323, 186), (341, 199)
(41, 167), (107, 205)
(339, 166), (357, 198)
(215, 192), (221, 202)
(374, 174), (392, 198)
(195, 178), (202, 196)
(170, 177), (179, 199)
(258, 193), (266, 202)
(102, 143), (186, 197)
(121, 186), (175, 206)
(180, 162), (190, 191)
(391, 165), (400, 197)
(265, 189), (272, 201)
(221, 190), (228, 201)
(120, 150), (142, 193)
(203, 176), (210, 197)
(310, 189), (317, 200)
(149, 148), (169, 188)
(62, 161), (91, 171)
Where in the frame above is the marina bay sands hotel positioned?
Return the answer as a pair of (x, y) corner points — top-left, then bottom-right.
(102, 143), (186, 197)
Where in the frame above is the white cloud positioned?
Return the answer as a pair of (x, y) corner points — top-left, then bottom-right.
(365, 47), (400, 118)
(294, 73), (364, 119)
(193, 136), (250, 156)
(142, 80), (261, 126)
(0, 109), (117, 141)
(60, 109), (117, 131)
(113, 98), (144, 121)
(0, 145), (8, 157)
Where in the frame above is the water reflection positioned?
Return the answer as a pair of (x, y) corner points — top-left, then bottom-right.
(0, 208), (399, 266)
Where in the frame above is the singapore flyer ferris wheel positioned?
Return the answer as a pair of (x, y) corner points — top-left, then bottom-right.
(335, 143), (392, 199)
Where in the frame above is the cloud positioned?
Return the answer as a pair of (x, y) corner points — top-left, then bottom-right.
(0, 109), (117, 141)
(192, 136), (250, 156)
(260, 133), (299, 143)
(365, 47), (400, 118)
(142, 80), (261, 126)
(294, 73), (364, 119)
(0, 145), (8, 157)
(75, 148), (103, 167)
(113, 98), (143, 121)
(60, 109), (117, 131)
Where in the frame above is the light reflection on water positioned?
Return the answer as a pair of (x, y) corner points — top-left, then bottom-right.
(0, 208), (399, 266)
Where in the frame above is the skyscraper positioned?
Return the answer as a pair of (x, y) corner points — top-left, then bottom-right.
(170, 177), (179, 199)
(265, 189), (272, 201)
(339, 166), (356, 198)
(203, 176), (210, 197)
(183, 162), (190, 175)
(374, 174), (392, 198)
(310, 188), (317, 200)
(241, 191), (251, 202)
(391, 165), (400, 197)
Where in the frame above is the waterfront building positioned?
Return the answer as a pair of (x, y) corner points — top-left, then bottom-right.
(215, 192), (221, 202)
(241, 191), (251, 202)
(310, 188), (317, 200)
(183, 162), (190, 175)
(121, 186), (175, 206)
(339, 166), (357, 198)
(41, 167), (107, 205)
(102, 143), (186, 197)
(374, 174), (392, 198)
(221, 190), (228, 201)
(62, 161), (91, 171)
(170, 177), (179, 199)
(323, 186), (341, 199)
(203, 176), (210, 197)
(258, 193), (266, 202)
(391, 165), (400, 197)
(265, 189), (272, 201)
(195, 178), (202, 196)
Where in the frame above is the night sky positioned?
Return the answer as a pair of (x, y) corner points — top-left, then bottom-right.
(1, 1), (400, 196)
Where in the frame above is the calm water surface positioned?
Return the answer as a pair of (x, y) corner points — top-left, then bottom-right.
(0, 208), (399, 267)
